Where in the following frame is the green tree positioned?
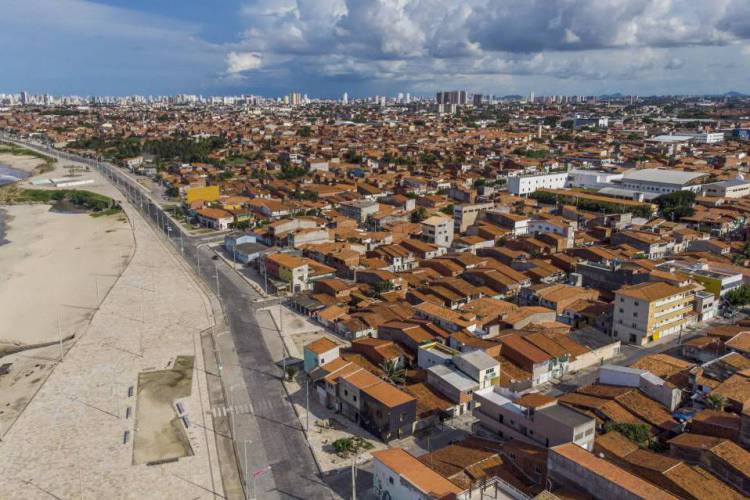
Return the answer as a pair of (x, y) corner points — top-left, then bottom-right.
(655, 190), (696, 221)
(440, 204), (454, 216)
(410, 207), (428, 223)
(603, 422), (651, 447)
(285, 366), (298, 382)
(331, 437), (374, 457)
(705, 393), (727, 411)
(373, 280), (395, 296)
(726, 284), (750, 307)
(380, 359), (406, 386)
(298, 126), (312, 138)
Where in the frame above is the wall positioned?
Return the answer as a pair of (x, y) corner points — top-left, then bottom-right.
(373, 459), (430, 500)
(185, 185), (220, 204)
(548, 451), (646, 500)
(567, 341), (621, 373)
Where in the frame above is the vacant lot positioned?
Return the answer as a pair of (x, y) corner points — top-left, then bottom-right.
(133, 355), (195, 465)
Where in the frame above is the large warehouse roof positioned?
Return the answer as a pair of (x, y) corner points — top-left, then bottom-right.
(622, 168), (707, 185)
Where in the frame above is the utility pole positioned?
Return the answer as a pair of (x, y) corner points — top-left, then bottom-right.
(351, 451), (358, 500)
(139, 290), (145, 356)
(280, 304), (286, 375)
(305, 376), (310, 433)
(57, 312), (64, 361)
(243, 440), (250, 499)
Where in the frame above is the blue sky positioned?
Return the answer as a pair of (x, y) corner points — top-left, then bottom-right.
(2, 0), (750, 98)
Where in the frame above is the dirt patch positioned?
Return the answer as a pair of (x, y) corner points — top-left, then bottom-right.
(133, 355), (195, 465)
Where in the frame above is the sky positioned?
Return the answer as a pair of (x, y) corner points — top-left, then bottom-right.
(2, 0), (750, 98)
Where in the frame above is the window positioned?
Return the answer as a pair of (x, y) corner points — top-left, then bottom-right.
(585, 428), (594, 436)
(619, 308), (624, 313)
(353, 395), (357, 402)
(344, 390), (348, 396)
(575, 433), (583, 441)
(629, 334), (637, 343)
(498, 415), (504, 423)
(389, 477), (394, 485)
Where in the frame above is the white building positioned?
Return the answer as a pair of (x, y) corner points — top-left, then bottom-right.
(507, 172), (568, 196)
(693, 132), (724, 144)
(620, 168), (708, 195)
(372, 448), (463, 500)
(613, 281), (698, 346)
(421, 215), (454, 247)
(566, 169), (623, 189)
(703, 178), (750, 198)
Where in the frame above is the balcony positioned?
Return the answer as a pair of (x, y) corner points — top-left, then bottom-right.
(652, 305), (695, 323)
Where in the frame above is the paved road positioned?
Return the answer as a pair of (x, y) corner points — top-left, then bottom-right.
(5, 136), (334, 499)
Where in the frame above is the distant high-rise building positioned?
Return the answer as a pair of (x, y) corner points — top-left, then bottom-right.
(20, 91), (28, 105)
(473, 94), (483, 106)
(342, 92), (349, 104)
(528, 91), (535, 103)
(436, 90), (467, 106)
(405, 93), (411, 104)
(288, 92), (302, 105)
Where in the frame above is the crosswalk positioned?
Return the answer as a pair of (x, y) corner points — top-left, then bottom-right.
(210, 403), (254, 418)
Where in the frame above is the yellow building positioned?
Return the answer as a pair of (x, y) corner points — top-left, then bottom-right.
(185, 185), (220, 204)
(613, 282), (698, 345)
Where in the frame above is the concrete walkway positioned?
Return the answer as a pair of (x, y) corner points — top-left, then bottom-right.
(0, 160), (224, 499)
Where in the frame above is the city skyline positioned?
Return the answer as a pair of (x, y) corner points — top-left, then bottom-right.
(3, 0), (750, 98)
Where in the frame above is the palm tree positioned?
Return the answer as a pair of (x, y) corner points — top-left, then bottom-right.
(380, 359), (405, 386)
(705, 393), (727, 411)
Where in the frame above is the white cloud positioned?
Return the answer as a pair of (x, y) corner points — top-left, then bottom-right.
(227, 0), (750, 92)
(226, 51), (263, 73)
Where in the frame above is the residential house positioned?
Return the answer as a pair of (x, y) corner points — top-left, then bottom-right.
(473, 388), (596, 450)
(421, 215), (454, 248)
(613, 281), (698, 346)
(303, 337), (341, 374)
(372, 448), (463, 500)
(548, 443), (678, 500)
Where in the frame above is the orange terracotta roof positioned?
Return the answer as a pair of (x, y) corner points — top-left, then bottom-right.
(371, 448), (462, 497)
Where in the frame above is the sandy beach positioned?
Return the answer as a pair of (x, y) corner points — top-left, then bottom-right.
(0, 204), (134, 346)
(0, 153), (46, 175)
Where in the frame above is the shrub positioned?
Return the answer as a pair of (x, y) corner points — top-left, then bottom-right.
(331, 437), (374, 456)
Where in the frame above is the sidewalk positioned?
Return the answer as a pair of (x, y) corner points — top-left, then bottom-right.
(209, 243), (268, 298)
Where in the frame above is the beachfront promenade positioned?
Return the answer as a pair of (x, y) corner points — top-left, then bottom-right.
(0, 149), (225, 498)
(0, 135), (333, 499)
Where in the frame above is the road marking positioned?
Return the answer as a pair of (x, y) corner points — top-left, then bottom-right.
(211, 403), (255, 417)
